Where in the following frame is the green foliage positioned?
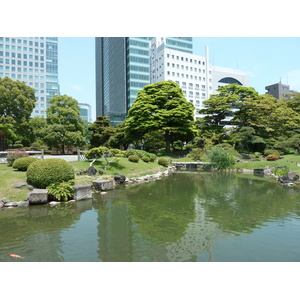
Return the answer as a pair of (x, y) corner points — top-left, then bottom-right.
(264, 149), (281, 156)
(158, 157), (169, 167)
(12, 157), (39, 171)
(141, 156), (150, 163)
(254, 152), (261, 159)
(0, 77), (36, 144)
(207, 146), (236, 170)
(187, 150), (203, 161)
(47, 180), (74, 202)
(214, 143), (241, 158)
(125, 149), (147, 158)
(125, 81), (195, 153)
(273, 167), (289, 177)
(7, 150), (29, 166)
(85, 146), (110, 159)
(43, 95), (85, 154)
(26, 158), (75, 188)
(128, 155), (139, 163)
(88, 115), (116, 148)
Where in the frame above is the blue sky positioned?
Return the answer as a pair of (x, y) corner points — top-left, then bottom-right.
(58, 37), (300, 121)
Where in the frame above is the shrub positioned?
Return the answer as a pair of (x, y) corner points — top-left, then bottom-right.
(128, 155), (139, 163)
(254, 152), (261, 159)
(187, 150), (202, 161)
(266, 154), (279, 161)
(207, 146), (236, 170)
(27, 158), (75, 188)
(7, 150), (29, 166)
(158, 157), (169, 167)
(12, 157), (39, 171)
(141, 156), (150, 163)
(125, 149), (147, 158)
(47, 180), (74, 202)
(273, 167), (289, 177)
(264, 149), (281, 156)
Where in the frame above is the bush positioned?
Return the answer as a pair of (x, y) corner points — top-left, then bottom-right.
(125, 149), (147, 158)
(187, 150), (202, 161)
(7, 150), (29, 166)
(12, 157), (39, 171)
(27, 158), (75, 188)
(128, 155), (139, 163)
(266, 154), (279, 161)
(47, 180), (74, 201)
(264, 149), (281, 156)
(207, 146), (236, 170)
(158, 157), (169, 167)
(141, 156), (150, 163)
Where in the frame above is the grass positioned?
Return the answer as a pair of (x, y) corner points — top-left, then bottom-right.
(232, 154), (300, 172)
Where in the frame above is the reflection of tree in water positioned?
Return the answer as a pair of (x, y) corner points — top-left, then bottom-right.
(126, 176), (197, 243)
(195, 173), (300, 235)
(0, 201), (90, 262)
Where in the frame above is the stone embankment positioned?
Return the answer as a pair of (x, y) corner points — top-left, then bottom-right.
(0, 166), (176, 209)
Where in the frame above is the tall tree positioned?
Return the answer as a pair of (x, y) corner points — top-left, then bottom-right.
(0, 77), (36, 144)
(43, 95), (85, 154)
(125, 81), (195, 153)
(88, 115), (116, 148)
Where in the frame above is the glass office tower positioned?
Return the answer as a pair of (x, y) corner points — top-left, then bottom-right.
(95, 37), (193, 126)
(0, 37), (60, 118)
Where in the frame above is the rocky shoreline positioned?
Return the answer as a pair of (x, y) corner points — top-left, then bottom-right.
(0, 166), (176, 209)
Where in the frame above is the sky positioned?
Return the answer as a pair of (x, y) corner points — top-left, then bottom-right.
(58, 37), (300, 121)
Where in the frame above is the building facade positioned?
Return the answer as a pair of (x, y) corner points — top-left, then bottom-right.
(78, 102), (92, 123)
(95, 37), (193, 126)
(150, 38), (249, 120)
(265, 82), (293, 99)
(0, 37), (60, 118)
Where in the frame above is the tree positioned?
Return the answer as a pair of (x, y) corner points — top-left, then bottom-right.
(0, 77), (36, 144)
(88, 115), (116, 148)
(43, 95), (85, 154)
(125, 81), (196, 153)
(198, 84), (258, 129)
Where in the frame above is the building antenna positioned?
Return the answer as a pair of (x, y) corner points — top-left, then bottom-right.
(279, 77), (281, 84)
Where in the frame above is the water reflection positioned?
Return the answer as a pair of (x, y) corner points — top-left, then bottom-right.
(1, 172), (300, 262)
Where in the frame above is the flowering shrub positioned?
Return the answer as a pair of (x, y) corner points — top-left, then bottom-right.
(7, 150), (29, 166)
(266, 154), (279, 161)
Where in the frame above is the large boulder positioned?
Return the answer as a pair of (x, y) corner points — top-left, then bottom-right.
(278, 172), (300, 184)
(26, 189), (48, 204)
(73, 185), (93, 200)
(93, 179), (115, 191)
(114, 175), (126, 184)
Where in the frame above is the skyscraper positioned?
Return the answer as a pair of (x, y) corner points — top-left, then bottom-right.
(0, 37), (60, 118)
(95, 37), (193, 126)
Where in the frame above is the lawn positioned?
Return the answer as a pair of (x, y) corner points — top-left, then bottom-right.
(233, 155), (300, 172)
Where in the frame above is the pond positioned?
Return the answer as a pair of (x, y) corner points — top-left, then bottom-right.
(1, 172), (300, 262)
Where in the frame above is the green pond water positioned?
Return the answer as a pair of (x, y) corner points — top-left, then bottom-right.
(1, 172), (300, 262)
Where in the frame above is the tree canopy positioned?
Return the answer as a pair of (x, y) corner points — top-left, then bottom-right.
(43, 95), (85, 154)
(0, 77), (36, 144)
(125, 81), (196, 152)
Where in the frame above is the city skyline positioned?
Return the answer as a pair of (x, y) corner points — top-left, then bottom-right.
(58, 37), (300, 121)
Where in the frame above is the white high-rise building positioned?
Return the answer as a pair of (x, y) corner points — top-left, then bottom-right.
(150, 38), (249, 120)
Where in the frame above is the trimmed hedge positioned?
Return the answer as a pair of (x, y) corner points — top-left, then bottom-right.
(158, 157), (169, 167)
(12, 157), (39, 171)
(7, 150), (29, 166)
(141, 156), (150, 163)
(27, 158), (75, 188)
(128, 155), (139, 163)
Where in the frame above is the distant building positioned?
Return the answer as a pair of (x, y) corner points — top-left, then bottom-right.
(265, 82), (293, 99)
(95, 37), (193, 126)
(150, 38), (249, 120)
(0, 37), (60, 118)
(79, 103), (92, 123)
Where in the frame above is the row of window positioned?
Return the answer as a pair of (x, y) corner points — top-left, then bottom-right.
(166, 53), (205, 65)
(1, 61), (45, 68)
(0, 45), (45, 54)
(166, 71), (209, 81)
(182, 90), (206, 97)
(0, 37), (44, 47)
(167, 63), (206, 73)
(0, 50), (44, 57)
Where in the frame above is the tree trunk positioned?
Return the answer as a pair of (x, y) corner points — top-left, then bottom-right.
(165, 130), (171, 153)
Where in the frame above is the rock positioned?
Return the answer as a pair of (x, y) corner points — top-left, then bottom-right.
(93, 179), (115, 191)
(27, 185), (34, 190)
(17, 201), (29, 207)
(4, 202), (19, 207)
(13, 182), (26, 188)
(87, 166), (97, 176)
(114, 174), (126, 184)
(26, 189), (48, 204)
(73, 185), (93, 200)
(0, 202), (4, 208)
(1, 197), (9, 204)
(279, 171), (300, 183)
(49, 201), (61, 206)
